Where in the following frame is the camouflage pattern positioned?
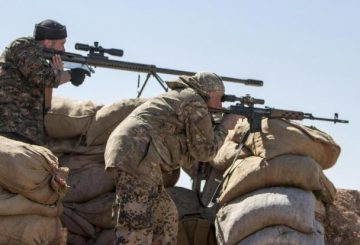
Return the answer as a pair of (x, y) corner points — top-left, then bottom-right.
(166, 71), (225, 99)
(113, 170), (178, 245)
(105, 87), (227, 185)
(0, 37), (61, 145)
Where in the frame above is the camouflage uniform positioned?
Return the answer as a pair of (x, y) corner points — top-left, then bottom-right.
(105, 72), (227, 244)
(0, 37), (61, 145)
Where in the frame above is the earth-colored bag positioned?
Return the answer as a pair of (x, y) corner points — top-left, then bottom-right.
(235, 220), (325, 245)
(60, 207), (96, 239)
(45, 96), (99, 139)
(65, 192), (115, 229)
(215, 187), (316, 245)
(211, 140), (251, 171)
(63, 163), (114, 203)
(86, 98), (147, 146)
(0, 137), (68, 204)
(0, 215), (62, 245)
(92, 229), (116, 245)
(46, 137), (105, 157)
(235, 118), (340, 169)
(0, 187), (62, 217)
(178, 214), (217, 245)
(218, 155), (323, 204)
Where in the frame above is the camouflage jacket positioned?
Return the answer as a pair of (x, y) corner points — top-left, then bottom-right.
(0, 37), (61, 145)
(105, 87), (227, 185)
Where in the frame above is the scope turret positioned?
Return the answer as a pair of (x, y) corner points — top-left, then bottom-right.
(75, 42), (124, 57)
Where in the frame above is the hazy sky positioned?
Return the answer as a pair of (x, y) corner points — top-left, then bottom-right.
(1, 0), (359, 190)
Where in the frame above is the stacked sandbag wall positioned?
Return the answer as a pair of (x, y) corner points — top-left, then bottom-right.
(212, 118), (340, 245)
(45, 96), (181, 244)
(0, 136), (68, 244)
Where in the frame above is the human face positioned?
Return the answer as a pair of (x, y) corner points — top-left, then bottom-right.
(42, 38), (66, 52)
(206, 90), (224, 109)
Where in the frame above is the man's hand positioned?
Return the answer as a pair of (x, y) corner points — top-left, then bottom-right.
(69, 68), (91, 86)
(51, 54), (64, 70)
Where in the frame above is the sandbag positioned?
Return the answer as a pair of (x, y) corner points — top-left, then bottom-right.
(86, 98), (147, 146)
(0, 214), (62, 245)
(178, 215), (217, 245)
(59, 153), (105, 171)
(65, 192), (116, 229)
(60, 207), (96, 238)
(235, 118), (340, 169)
(236, 220), (325, 245)
(67, 232), (88, 245)
(0, 137), (68, 204)
(218, 155), (323, 204)
(215, 187), (316, 245)
(45, 96), (99, 139)
(92, 229), (116, 245)
(0, 187), (62, 217)
(211, 140), (251, 171)
(63, 163), (114, 203)
(46, 137), (105, 156)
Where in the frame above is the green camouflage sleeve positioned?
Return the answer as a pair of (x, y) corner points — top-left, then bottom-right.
(184, 101), (227, 162)
(11, 41), (61, 88)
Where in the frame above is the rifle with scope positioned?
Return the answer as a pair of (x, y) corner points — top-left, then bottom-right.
(43, 42), (263, 97)
(211, 94), (349, 132)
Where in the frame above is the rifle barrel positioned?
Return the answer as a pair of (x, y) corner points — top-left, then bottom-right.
(43, 51), (263, 87)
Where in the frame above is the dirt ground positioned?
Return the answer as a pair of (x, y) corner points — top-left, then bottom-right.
(324, 189), (360, 245)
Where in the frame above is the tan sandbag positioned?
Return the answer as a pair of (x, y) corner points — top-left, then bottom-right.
(63, 163), (114, 203)
(235, 118), (340, 169)
(316, 171), (337, 203)
(218, 155), (324, 204)
(211, 140), (251, 171)
(215, 187), (316, 245)
(0, 214), (62, 245)
(0, 187), (62, 217)
(59, 153), (105, 170)
(65, 192), (116, 229)
(45, 96), (99, 139)
(92, 229), (116, 245)
(178, 215), (217, 245)
(60, 207), (96, 238)
(67, 232), (88, 245)
(163, 168), (181, 187)
(0, 137), (68, 204)
(86, 98), (147, 146)
(46, 137), (105, 156)
(235, 220), (325, 245)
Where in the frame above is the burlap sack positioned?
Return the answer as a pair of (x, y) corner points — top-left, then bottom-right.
(234, 118), (340, 169)
(218, 155), (324, 204)
(235, 220), (325, 245)
(86, 98), (147, 146)
(45, 96), (99, 139)
(65, 192), (116, 229)
(178, 214), (217, 245)
(0, 215), (62, 245)
(92, 229), (116, 245)
(0, 137), (68, 204)
(59, 154), (105, 170)
(67, 232), (88, 245)
(211, 140), (251, 171)
(46, 137), (105, 157)
(63, 163), (114, 203)
(60, 207), (96, 238)
(0, 187), (62, 217)
(215, 187), (316, 245)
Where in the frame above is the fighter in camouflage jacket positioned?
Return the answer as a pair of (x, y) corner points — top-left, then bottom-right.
(0, 37), (62, 145)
